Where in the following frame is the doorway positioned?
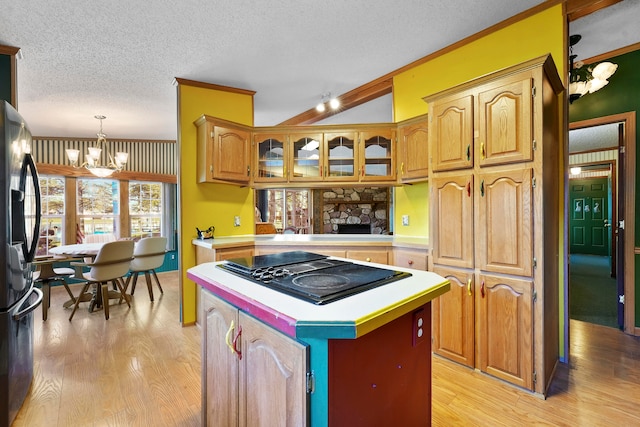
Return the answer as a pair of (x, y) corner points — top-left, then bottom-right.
(568, 112), (636, 335)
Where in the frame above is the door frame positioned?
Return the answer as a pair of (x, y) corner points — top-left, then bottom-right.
(568, 112), (636, 336)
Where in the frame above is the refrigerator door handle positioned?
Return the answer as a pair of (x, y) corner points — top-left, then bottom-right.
(19, 153), (41, 262)
(13, 287), (43, 321)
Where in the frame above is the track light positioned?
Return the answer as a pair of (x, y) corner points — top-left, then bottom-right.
(315, 92), (340, 112)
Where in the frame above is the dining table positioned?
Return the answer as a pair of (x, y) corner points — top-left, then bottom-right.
(49, 242), (106, 258)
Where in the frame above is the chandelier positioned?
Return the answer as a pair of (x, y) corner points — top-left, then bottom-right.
(569, 34), (618, 104)
(65, 115), (129, 178)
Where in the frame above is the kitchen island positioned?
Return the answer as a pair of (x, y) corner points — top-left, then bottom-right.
(188, 256), (449, 426)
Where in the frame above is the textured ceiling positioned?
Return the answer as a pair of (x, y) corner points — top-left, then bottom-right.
(1, 1), (638, 141)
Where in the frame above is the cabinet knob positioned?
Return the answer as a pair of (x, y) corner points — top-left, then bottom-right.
(408, 260), (414, 265)
(366, 257), (371, 262)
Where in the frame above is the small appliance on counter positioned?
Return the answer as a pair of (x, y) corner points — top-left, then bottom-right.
(217, 250), (411, 305)
(196, 225), (215, 240)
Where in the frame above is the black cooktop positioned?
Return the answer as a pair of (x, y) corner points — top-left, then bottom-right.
(217, 251), (411, 305)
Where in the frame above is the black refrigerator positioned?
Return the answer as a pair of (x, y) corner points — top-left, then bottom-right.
(0, 101), (43, 426)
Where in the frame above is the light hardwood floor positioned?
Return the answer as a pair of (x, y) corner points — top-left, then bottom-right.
(14, 271), (640, 426)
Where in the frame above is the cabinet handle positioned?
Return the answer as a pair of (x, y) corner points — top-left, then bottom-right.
(480, 280), (485, 298)
(480, 179), (485, 197)
(247, 165), (250, 176)
(284, 165), (287, 178)
(233, 325), (243, 360)
(466, 181), (471, 197)
(361, 165), (365, 176)
(467, 278), (472, 296)
(401, 162), (405, 174)
(466, 144), (470, 161)
(225, 320), (236, 355)
(481, 142), (485, 160)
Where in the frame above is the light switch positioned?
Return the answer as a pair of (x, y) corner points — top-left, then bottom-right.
(234, 216), (241, 227)
(402, 215), (409, 226)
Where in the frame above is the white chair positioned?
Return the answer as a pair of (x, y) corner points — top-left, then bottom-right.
(32, 259), (76, 321)
(68, 240), (134, 320)
(125, 236), (167, 302)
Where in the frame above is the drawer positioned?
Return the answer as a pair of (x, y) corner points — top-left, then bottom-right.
(393, 248), (428, 271)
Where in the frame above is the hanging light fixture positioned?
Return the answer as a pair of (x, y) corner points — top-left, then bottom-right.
(65, 115), (129, 178)
(569, 34), (618, 104)
(315, 92), (340, 112)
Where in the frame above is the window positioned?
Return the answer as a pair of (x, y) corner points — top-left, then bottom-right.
(129, 181), (163, 240)
(77, 178), (119, 238)
(37, 175), (65, 256)
(260, 189), (310, 234)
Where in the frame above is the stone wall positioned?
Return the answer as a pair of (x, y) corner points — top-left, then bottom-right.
(322, 188), (388, 234)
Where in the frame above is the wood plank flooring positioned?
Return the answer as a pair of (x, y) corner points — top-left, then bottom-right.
(13, 272), (201, 427)
(13, 271), (640, 426)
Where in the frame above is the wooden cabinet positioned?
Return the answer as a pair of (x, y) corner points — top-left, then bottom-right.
(254, 132), (287, 183)
(195, 245), (254, 265)
(392, 247), (429, 270)
(426, 55), (562, 395)
(476, 273), (533, 389)
(346, 248), (388, 264)
(431, 95), (473, 172)
(359, 128), (396, 182)
(195, 115), (251, 184)
(201, 289), (309, 426)
(432, 265), (474, 368)
(397, 114), (429, 182)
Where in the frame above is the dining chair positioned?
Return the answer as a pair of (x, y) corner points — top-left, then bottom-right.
(32, 258), (76, 321)
(124, 236), (167, 302)
(68, 240), (134, 320)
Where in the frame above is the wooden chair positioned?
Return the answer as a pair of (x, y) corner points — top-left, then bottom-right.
(32, 258), (76, 321)
(124, 236), (167, 302)
(68, 240), (134, 320)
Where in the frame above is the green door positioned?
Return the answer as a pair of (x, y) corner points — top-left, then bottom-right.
(569, 177), (610, 255)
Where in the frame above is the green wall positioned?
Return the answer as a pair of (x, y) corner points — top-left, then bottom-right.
(0, 54), (12, 104)
(569, 49), (640, 326)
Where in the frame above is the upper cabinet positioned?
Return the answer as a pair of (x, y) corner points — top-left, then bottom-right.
(250, 124), (397, 188)
(397, 114), (429, 182)
(430, 95), (474, 172)
(195, 116), (251, 185)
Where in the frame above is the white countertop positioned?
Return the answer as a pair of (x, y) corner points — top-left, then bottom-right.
(188, 257), (448, 340)
(192, 234), (429, 249)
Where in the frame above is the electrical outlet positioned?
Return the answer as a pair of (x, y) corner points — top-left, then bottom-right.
(234, 216), (241, 227)
(412, 308), (426, 347)
(402, 215), (410, 226)
(171, 254), (175, 260)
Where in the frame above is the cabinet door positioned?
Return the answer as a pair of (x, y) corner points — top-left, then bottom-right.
(398, 119), (428, 181)
(238, 312), (308, 427)
(431, 94), (474, 172)
(201, 290), (239, 427)
(213, 126), (251, 183)
(254, 133), (288, 182)
(324, 132), (357, 182)
(477, 75), (533, 167)
(431, 174), (474, 268)
(477, 168), (533, 276)
(359, 129), (396, 182)
(290, 133), (323, 182)
(432, 265), (474, 368)
(476, 274), (533, 390)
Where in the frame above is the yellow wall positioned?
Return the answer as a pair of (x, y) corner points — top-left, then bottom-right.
(392, 4), (565, 240)
(178, 83), (254, 324)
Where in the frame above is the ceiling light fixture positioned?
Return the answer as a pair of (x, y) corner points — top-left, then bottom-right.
(569, 34), (618, 104)
(65, 115), (129, 178)
(316, 92), (340, 112)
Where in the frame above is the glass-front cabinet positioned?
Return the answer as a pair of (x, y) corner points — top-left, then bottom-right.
(290, 133), (323, 182)
(249, 124), (399, 186)
(254, 133), (287, 183)
(359, 129), (396, 182)
(325, 131), (357, 182)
